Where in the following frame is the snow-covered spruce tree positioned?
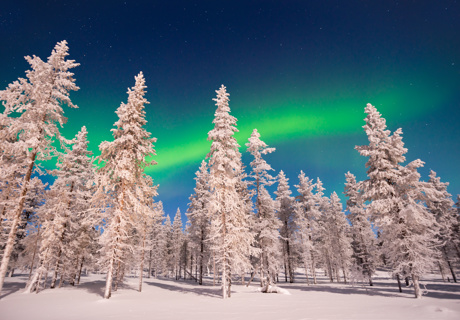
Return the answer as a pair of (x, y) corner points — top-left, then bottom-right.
(94, 72), (157, 299)
(26, 126), (96, 292)
(149, 202), (168, 278)
(294, 171), (320, 284)
(186, 160), (212, 285)
(171, 208), (183, 280)
(63, 127), (98, 287)
(207, 85), (256, 298)
(162, 214), (174, 277)
(426, 170), (458, 282)
(246, 128), (281, 289)
(344, 172), (377, 286)
(312, 178), (338, 282)
(275, 170), (296, 283)
(329, 192), (353, 283)
(356, 103), (441, 298)
(0, 41), (79, 293)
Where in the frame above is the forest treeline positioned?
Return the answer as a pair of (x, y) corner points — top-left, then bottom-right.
(0, 42), (459, 300)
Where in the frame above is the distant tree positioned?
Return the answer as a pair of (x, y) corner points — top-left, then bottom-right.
(186, 161), (211, 285)
(275, 170), (296, 283)
(328, 192), (353, 283)
(0, 41), (79, 293)
(94, 72), (157, 299)
(426, 171), (458, 282)
(246, 129), (280, 289)
(344, 172), (377, 286)
(294, 171), (319, 284)
(163, 214), (174, 277)
(148, 201), (168, 278)
(171, 208), (183, 280)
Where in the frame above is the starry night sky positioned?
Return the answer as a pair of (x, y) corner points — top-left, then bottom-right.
(1, 1), (459, 219)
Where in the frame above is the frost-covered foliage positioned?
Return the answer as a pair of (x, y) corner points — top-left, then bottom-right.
(0, 41), (79, 293)
(207, 85), (256, 298)
(246, 129), (280, 288)
(344, 172), (377, 285)
(275, 171), (296, 283)
(94, 72), (157, 299)
(356, 103), (442, 298)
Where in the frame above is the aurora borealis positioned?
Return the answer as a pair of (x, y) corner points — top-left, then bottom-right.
(1, 1), (459, 218)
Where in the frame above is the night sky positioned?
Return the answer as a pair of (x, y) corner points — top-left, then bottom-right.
(1, 1), (459, 220)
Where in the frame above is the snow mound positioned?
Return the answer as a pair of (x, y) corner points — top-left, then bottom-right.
(257, 285), (291, 295)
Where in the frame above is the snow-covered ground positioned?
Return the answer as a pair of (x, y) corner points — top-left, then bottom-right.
(1, 270), (459, 320)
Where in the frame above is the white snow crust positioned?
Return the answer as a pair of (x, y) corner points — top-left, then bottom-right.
(1, 269), (459, 320)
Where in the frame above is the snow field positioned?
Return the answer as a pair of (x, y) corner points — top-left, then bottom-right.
(1, 269), (459, 320)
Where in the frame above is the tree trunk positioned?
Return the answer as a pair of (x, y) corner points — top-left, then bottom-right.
(139, 223), (147, 292)
(104, 251), (116, 299)
(443, 246), (457, 283)
(438, 261), (446, 282)
(42, 264), (50, 290)
(147, 250), (152, 279)
(50, 251), (61, 289)
(213, 254), (216, 287)
(198, 228), (204, 285)
(446, 258), (457, 283)
(28, 228), (41, 281)
(285, 237), (294, 283)
(311, 252), (317, 284)
(396, 274), (402, 293)
(58, 267), (65, 288)
(0, 152), (36, 294)
(114, 260), (122, 292)
(342, 265), (348, 284)
(412, 274), (422, 298)
(77, 257), (84, 285)
(304, 257), (310, 285)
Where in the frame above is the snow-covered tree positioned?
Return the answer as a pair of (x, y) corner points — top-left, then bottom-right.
(171, 208), (183, 280)
(186, 161), (211, 285)
(356, 103), (441, 298)
(94, 72), (157, 299)
(317, 192), (352, 283)
(0, 41), (79, 293)
(207, 85), (256, 298)
(246, 128), (280, 289)
(294, 171), (320, 284)
(344, 172), (377, 285)
(25, 126), (96, 292)
(148, 202), (168, 278)
(163, 214), (174, 278)
(426, 171), (458, 282)
(275, 170), (296, 283)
